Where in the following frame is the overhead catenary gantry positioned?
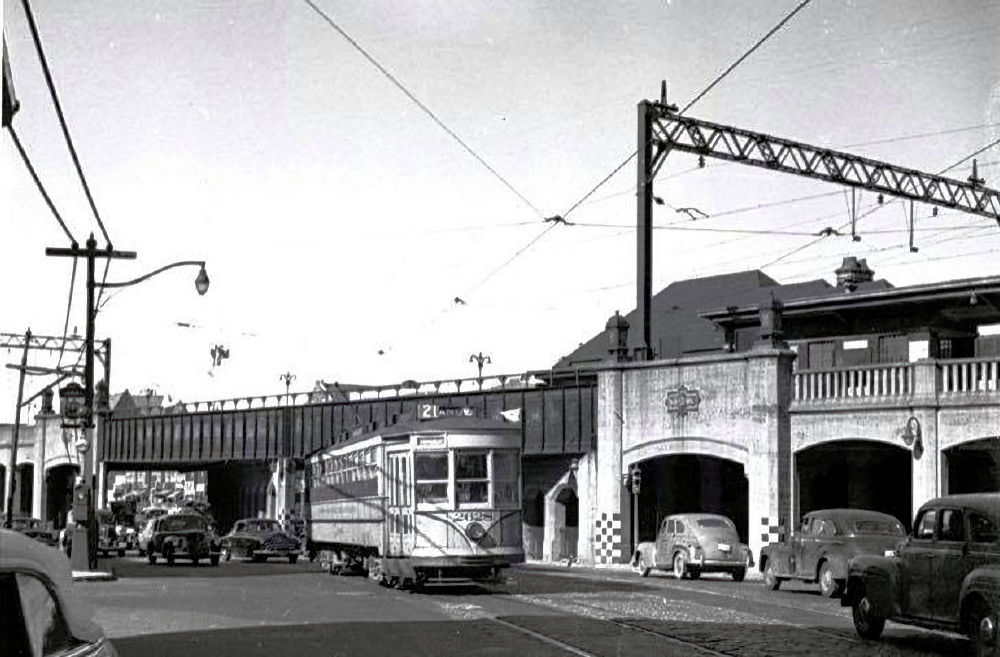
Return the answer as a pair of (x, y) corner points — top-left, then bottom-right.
(634, 82), (1000, 360)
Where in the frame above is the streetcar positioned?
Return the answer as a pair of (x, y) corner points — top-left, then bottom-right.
(306, 405), (523, 588)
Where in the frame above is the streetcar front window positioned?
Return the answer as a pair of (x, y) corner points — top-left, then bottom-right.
(493, 451), (520, 508)
(456, 452), (489, 506)
(415, 452), (448, 503)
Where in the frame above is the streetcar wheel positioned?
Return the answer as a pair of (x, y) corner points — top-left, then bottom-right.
(852, 594), (885, 640)
(672, 552), (688, 580)
(764, 560), (781, 591)
(819, 562), (843, 598)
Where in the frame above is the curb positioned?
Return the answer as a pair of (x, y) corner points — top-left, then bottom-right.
(72, 571), (117, 582)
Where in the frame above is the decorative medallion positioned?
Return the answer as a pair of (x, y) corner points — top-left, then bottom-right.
(665, 384), (702, 417)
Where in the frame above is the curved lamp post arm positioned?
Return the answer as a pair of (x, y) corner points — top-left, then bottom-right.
(97, 260), (209, 295)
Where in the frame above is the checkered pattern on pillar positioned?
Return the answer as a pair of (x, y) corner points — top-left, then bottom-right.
(760, 516), (785, 544)
(594, 512), (623, 565)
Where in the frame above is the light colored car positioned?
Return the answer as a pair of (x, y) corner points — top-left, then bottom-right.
(632, 513), (753, 581)
(1, 529), (118, 656)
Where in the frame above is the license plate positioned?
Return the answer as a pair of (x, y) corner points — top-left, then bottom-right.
(717, 543), (731, 551)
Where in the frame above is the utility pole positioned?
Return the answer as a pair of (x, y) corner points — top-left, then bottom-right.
(3, 329), (31, 528)
(46, 234), (136, 570)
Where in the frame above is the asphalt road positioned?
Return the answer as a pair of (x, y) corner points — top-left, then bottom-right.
(75, 556), (970, 656)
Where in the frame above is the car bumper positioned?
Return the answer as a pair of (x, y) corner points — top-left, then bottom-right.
(693, 557), (752, 570)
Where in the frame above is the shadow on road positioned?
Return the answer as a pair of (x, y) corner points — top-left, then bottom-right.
(107, 557), (319, 579)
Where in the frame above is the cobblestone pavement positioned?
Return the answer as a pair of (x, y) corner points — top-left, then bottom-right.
(76, 557), (967, 656)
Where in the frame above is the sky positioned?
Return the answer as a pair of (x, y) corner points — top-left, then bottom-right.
(2, 0), (999, 421)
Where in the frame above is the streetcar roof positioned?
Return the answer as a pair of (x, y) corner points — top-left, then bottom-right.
(308, 415), (519, 457)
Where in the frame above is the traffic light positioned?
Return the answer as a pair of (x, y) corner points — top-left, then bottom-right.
(631, 466), (642, 495)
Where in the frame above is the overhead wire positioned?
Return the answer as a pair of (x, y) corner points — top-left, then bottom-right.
(55, 256), (79, 368)
(20, 0), (112, 246)
(559, 0), (814, 220)
(5, 124), (76, 244)
(302, 0), (543, 219)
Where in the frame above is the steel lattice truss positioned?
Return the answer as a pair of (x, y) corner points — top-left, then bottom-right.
(1, 332), (108, 361)
(648, 109), (1000, 224)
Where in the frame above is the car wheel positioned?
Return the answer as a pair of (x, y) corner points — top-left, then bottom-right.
(764, 560), (781, 591)
(636, 554), (652, 578)
(192, 556), (200, 567)
(164, 544), (175, 566)
(819, 562), (843, 598)
(731, 568), (746, 582)
(289, 554), (299, 565)
(673, 552), (688, 580)
(148, 552), (157, 565)
(852, 593), (885, 640)
(118, 549), (126, 557)
(967, 599), (999, 657)
(210, 554), (220, 567)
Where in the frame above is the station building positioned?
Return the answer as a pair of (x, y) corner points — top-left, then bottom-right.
(553, 257), (1000, 566)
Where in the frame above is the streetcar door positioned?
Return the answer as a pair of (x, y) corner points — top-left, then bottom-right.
(386, 450), (414, 556)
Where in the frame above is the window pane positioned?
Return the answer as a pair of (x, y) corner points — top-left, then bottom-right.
(456, 453), (487, 479)
(495, 482), (519, 507)
(916, 510), (936, 539)
(493, 452), (519, 480)
(415, 483), (448, 503)
(940, 509), (965, 541)
(970, 513), (999, 542)
(16, 574), (71, 657)
(675, 521), (685, 533)
(457, 481), (488, 504)
(415, 453), (448, 480)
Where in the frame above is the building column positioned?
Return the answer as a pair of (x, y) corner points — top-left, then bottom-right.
(32, 419), (53, 522)
(745, 348), (795, 563)
(575, 450), (597, 566)
(594, 368), (627, 566)
(270, 458), (297, 526)
(910, 360), (941, 520)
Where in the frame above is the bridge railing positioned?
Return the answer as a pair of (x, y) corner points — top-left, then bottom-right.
(940, 357), (1000, 394)
(173, 368), (597, 414)
(793, 363), (914, 402)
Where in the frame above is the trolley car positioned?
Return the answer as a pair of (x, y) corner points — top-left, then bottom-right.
(306, 406), (523, 588)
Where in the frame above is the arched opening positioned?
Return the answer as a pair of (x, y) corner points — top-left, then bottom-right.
(945, 437), (1000, 494)
(635, 454), (748, 544)
(554, 487), (579, 560)
(796, 440), (911, 529)
(45, 464), (79, 530)
(206, 462), (271, 534)
(16, 464), (34, 516)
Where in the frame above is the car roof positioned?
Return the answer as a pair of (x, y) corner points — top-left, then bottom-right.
(0, 530), (103, 643)
(919, 493), (1000, 514)
(805, 509), (901, 522)
(664, 513), (733, 523)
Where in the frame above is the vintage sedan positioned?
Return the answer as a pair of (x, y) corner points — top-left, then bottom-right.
(759, 508), (905, 597)
(96, 509), (128, 557)
(221, 518), (301, 564)
(632, 513), (753, 581)
(10, 515), (59, 548)
(1, 529), (118, 656)
(843, 493), (1000, 656)
(145, 513), (221, 566)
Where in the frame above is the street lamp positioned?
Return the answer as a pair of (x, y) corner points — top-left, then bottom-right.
(279, 372), (296, 405)
(469, 352), (491, 380)
(45, 233), (209, 570)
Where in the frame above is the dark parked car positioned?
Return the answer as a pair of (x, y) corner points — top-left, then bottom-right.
(759, 508), (905, 597)
(145, 513), (221, 566)
(631, 513), (752, 581)
(843, 493), (1000, 656)
(221, 518), (301, 564)
(10, 515), (59, 548)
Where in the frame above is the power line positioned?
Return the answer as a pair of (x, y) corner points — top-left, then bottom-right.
(5, 123), (75, 243)
(560, 0), (814, 219)
(302, 0), (543, 218)
(21, 0), (112, 246)
(463, 223), (559, 296)
(55, 256), (79, 368)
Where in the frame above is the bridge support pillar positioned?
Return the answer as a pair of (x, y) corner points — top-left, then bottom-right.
(910, 360), (941, 520)
(593, 368), (629, 566)
(270, 458), (298, 528)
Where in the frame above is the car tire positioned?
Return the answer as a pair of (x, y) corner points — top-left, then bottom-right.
(673, 552), (688, 580)
(164, 544), (175, 566)
(636, 554), (652, 578)
(148, 552), (157, 565)
(118, 549), (126, 558)
(967, 599), (999, 657)
(210, 554), (220, 567)
(819, 562), (843, 598)
(731, 568), (746, 582)
(192, 556), (199, 567)
(289, 554), (299, 565)
(852, 593), (885, 640)
(764, 560), (781, 591)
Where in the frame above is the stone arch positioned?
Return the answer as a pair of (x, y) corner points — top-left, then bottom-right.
(543, 465), (579, 563)
(795, 438), (911, 529)
(623, 436), (749, 473)
(943, 436), (1000, 494)
(45, 464), (79, 530)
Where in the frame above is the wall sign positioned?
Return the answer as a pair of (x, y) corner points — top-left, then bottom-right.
(664, 384), (702, 417)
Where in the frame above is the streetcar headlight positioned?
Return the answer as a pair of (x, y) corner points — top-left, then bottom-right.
(466, 522), (487, 541)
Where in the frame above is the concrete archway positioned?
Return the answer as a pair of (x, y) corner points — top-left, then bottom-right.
(795, 440), (911, 529)
(46, 464), (79, 530)
(944, 437), (1000, 494)
(543, 467), (579, 562)
(634, 454), (749, 544)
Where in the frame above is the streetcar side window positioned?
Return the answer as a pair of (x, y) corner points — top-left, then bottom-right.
(415, 452), (449, 504)
(493, 451), (520, 508)
(456, 451), (489, 506)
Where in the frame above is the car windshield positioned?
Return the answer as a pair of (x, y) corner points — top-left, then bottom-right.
(158, 516), (206, 532)
(244, 520), (282, 533)
(696, 518), (733, 529)
(853, 519), (904, 535)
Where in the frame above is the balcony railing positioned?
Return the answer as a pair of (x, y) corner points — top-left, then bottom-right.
(794, 357), (1000, 403)
(941, 358), (1000, 394)
(794, 363), (914, 402)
